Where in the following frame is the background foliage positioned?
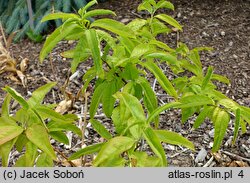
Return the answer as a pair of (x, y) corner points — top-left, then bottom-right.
(0, 0), (107, 41)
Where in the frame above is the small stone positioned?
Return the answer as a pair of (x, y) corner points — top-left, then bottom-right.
(195, 148), (207, 163)
(229, 41), (233, 46)
(177, 12), (181, 18)
(209, 142), (214, 148)
(233, 54), (238, 59)
(220, 31), (226, 36)
(209, 129), (215, 138)
(202, 31), (209, 37)
(120, 18), (130, 23)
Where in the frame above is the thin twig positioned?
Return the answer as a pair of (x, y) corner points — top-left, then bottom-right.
(0, 22), (7, 47)
(49, 52), (57, 80)
(80, 92), (89, 166)
(54, 148), (77, 167)
(220, 150), (250, 163)
(203, 156), (214, 167)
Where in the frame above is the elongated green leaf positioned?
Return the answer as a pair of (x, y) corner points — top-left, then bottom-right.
(36, 152), (53, 167)
(143, 128), (166, 166)
(188, 49), (202, 69)
(137, 77), (159, 126)
(131, 44), (152, 58)
(0, 125), (23, 145)
(138, 1), (153, 13)
(69, 143), (104, 160)
(49, 131), (69, 145)
(85, 29), (104, 78)
(93, 136), (134, 166)
(211, 74), (230, 84)
(15, 142), (38, 167)
(155, 14), (182, 30)
(91, 18), (135, 38)
(3, 86), (29, 110)
(143, 61), (178, 99)
(111, 107), (127, 134)
(114, 92), (146, 122)
(89, 82), (106, 118)
(96, 30), (116, 48)
(147, 102), (181, 123)
(233, 108), (241, 144)
(28, 82), (57, 107)
(218, 99), (239, 111)
(212, 107), (230, 152)
(180, 94), (214, 108)
(41, 13), (80, 22)
(156, 0), (174, 10)
(40, 24), (80, 62)
(193, 106), (214, 128)
(1, 94), (11, 117)
(240, 106), (250, 124)
(90, 119), (112, 140)
(26, 124), (56, 160)
(35, 105), (74, 123)
(83, 9), (116, 19)
(126, 18), (147, 32)
(130, 151), (162, 167)
(0, 137), (17, 166)
(155, 130), (194, 150)
(201, 66), (213, 90)
(15, 134), (28, 152)
(149, 40), (174, 52)
(47, 120), (81, 137)
(78, 0), (97, 16)
(144, 52), (178, 65)
(102, 81), (117, 118)
(181, 107), (196, 123)
(98, 155), (125, 167)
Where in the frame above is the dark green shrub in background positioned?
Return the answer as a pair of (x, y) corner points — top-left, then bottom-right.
(0, 0), (107, 41)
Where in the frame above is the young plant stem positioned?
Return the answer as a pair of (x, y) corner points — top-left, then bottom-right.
(80, 91), (89, 166)
(54, 148), (77, 167)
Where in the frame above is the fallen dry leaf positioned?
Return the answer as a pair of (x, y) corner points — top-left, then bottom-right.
(55, 99), (72, 114)
(20, 58), (29, 72)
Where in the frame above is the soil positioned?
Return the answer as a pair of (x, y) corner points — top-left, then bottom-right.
(0, 0), (250, 167)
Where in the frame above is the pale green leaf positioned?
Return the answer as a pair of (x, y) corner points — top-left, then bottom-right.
(83, 9), (116, 19)
(93, 136), (134, 166)
(154, 130), (194, 150)
(69, 143), (104, 160)
(201, 66), (213, 90)
(36, 152), (53, 167)
(114, 92), (146, 122)
(41, 13), (80, 22)
(155, 14), (182, 30)
(0, 125), (23, 145)
(143, 128), (166, 166)
(90, 119), (112, 140)
(89, 82), (106, 118)
(0, 137), (17, 166)
(211, 74), (230, 84)
(91, 18), (135, 38)
(212, 107), (230, 152)
(143, 61), (178, 99)
(156, 0), (174, 10)
(49, 131), (69, 145)
(85, 29), (104, 78)
(28, 82), (57, 107)
(193, 106), (214, 129)
(1, 94), (11, 117)
(3, 86), (29, 110)
(26, 124), (56, 160)
(40, 24), (80, 62)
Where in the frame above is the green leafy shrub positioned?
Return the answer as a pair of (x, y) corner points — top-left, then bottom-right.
(0, 83), (80, 167)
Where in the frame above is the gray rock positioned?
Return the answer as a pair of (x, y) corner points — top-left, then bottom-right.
(195, 148), (207, 163)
